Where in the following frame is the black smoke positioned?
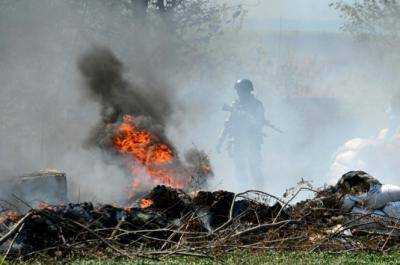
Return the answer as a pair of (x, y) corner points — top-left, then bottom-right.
(77, 47), (173, 149)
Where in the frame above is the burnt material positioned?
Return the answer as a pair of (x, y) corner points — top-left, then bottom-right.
(208, 191), (235, 228)
(3, 203), (173, 255)
(193, 190), (235, 228)
(3, 172), (400, 260)
(233, 200), (288, 224)
(336, 170), (381, 194)
(145, 185), (191, 219)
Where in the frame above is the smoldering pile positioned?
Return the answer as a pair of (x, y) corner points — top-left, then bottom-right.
(0, 185), (288, 260)
(2, 171), (400, 261)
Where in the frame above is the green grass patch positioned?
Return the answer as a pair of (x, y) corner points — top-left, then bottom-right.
(9, 251), (400, 265)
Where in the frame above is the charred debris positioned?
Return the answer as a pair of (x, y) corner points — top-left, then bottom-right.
(2, 171), (400, 260)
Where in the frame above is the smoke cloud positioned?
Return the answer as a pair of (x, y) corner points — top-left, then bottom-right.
(77, 47), (173, 147)
(1, 0), (400, 205)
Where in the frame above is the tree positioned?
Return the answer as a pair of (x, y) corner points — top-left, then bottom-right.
(331, 0), (400, 98)
(58, 0), (247, 87)
(331, 0), (400, 48)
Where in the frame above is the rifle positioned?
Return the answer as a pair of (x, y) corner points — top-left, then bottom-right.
(263, 120), (284, 134)
(222, 104), (284, 134)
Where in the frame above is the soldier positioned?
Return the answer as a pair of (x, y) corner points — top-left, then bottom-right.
(216, 79), (267, 186)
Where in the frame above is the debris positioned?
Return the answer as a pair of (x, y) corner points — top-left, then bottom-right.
(336, 170), (381, 194)
(339, 171), (400, 216)
(383, 201), (400, 218)
(0, 170), (67, 213)
(1, 171), (400, 260)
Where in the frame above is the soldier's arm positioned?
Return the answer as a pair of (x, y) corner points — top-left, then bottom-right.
(217, 119), (230, 146)
(260, 103), (284, 133)
(217, 112), (234, 152)
(217, 100), (238, 152)
(257, 100), (267, 125)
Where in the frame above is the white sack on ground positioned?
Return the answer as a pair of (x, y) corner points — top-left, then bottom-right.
(383, 201), (400, 219)
(351, 207), (385, 217)
(342, 195), (362, 211)
(363, 184), (400, 209)
(341, 184), (400, 210)
(338, 171), (400, 218)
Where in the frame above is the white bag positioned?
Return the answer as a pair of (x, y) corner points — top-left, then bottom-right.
(342, 184), (400, 211)
(383, 201), (400, 219)
(363, 184), (400, 209)
(342, 195), (361, 211)
(351, 207), (385, 217)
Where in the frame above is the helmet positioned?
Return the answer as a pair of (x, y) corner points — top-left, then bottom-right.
(234, 79), (254, 92)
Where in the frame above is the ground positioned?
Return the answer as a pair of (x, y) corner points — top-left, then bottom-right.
(8, 252), (400, 265)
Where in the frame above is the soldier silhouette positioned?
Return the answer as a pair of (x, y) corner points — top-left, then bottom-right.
(217, 79), (268, 186)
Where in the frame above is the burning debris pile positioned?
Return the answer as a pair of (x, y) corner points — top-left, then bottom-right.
(2, 171), (400, 261)
(0, 185), (287, 260)
(78, 47), (212, 200)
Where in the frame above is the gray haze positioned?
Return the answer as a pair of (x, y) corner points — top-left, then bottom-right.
(0, 0), (399, 203)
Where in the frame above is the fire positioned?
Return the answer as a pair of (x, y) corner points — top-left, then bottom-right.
(140, 199), (154, 209)
(113, 115), (186, 193)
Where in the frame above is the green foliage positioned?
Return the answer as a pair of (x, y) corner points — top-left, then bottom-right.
(331, 0), (400, 47)
(9, 252), (400, 265)
(331, 0), (400, 97)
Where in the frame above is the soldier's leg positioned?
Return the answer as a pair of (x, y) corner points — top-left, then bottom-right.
(248, 146), (264, 187)
(231, 142), (251, 188)
(232, 152), (248, 185)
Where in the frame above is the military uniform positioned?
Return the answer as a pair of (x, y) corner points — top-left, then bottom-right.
(218, 79), (266, 185)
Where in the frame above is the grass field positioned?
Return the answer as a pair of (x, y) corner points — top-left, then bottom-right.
(9, 251), (400, 265)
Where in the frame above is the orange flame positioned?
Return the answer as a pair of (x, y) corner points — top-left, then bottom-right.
(113, 115), (186, 193)
(140, 199), (154, 209)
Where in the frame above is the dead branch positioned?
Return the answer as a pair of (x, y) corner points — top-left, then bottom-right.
(0, 211), (33, 247)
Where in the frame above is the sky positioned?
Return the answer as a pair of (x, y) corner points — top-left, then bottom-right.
(241, 0), (343, 31)
(246, 0), (341, 21)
